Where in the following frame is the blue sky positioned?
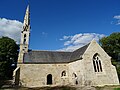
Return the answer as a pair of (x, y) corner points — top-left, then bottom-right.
(0, 0), (120, 51)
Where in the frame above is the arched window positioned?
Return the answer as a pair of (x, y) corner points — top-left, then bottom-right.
(72, 73), (78, 85)
(61, 71), (66, 77)
(47, 74), (52, 85)
(93, 53), (102, 72)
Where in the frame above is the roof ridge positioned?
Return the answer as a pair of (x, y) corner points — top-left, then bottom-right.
(73, 43), (90, 52)
(31, 50), (71, 53)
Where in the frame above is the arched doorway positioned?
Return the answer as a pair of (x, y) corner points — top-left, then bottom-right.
(47, 74), (52, 85)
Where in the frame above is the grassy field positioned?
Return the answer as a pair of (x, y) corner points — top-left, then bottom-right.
(95, 85), (120, 90)
(1, 85), (120, 90)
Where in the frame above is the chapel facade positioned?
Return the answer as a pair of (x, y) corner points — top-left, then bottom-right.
(14, 5), (119, 87)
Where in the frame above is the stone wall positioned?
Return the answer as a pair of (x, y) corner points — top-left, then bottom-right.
(82, 40), (119, 86)
(68, 60), (84, 86)
(18, 63), (69, 87)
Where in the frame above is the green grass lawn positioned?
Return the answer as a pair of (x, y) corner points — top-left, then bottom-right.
(114, 88), (120, 90)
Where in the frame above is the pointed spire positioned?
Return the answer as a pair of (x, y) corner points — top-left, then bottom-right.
(23, 5), (30, 27)
(26, 4), (29, 13)
(18, 4), (31, 63)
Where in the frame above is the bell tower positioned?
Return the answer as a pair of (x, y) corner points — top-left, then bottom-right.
(18, 5), (30, 63)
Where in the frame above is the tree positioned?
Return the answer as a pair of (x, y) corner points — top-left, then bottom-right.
(100, 32), (120, 62)
(100, 32), (120, 80)
(0, 37), (19, 80)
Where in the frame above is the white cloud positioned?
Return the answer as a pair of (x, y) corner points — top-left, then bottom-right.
(113, 15), (120, 25)
(0, 18), (23, 43)
(60, 36), (72, 40)
(114, 15), (120, 19)
(59, 33), (105, 51)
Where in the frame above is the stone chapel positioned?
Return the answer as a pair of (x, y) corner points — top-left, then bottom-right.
(14, 5), (119, 87)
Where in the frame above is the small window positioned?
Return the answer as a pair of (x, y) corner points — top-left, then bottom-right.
(72, 73), (78, 85)
(47, 74), (52, 85)
(61, 71), (66, 77)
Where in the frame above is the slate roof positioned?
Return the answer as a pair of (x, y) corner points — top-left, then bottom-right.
(24, 51), (71, 63)
(70, 43), (90, 61)
(24, 43), (90, 63)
